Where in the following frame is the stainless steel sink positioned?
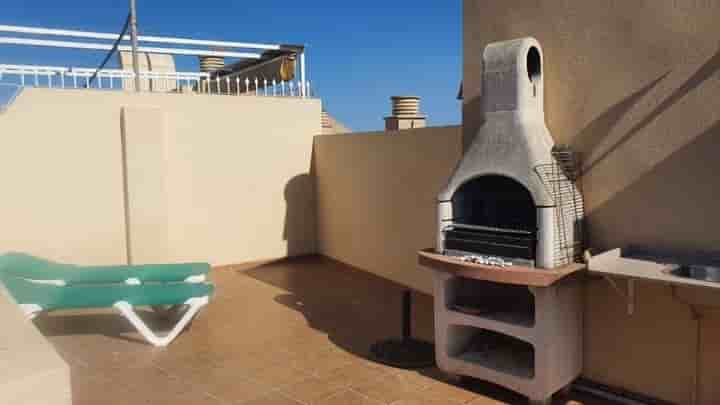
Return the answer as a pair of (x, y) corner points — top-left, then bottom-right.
(665, 265), (720, 283)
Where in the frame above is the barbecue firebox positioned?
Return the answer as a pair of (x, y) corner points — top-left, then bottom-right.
(437, 38), (583, 269)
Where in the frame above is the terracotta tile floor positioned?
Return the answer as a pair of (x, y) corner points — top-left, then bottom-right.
(35, 255), (614, 405)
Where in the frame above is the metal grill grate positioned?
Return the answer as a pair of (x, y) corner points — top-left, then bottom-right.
(535, 146), (585, 266)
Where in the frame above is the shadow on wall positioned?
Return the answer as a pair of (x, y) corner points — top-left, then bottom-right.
(283, 173), (316, 257)
(570, 71), (669, 162)
(578, 47), (720, 172)
(587, 119), (720, 252)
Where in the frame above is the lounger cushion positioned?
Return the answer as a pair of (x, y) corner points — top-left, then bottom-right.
(0, 252), (210, 284)
(1, 276), (214, 310)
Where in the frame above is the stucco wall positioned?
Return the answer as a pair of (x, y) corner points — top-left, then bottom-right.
(464, 1), (720, 403)
(0, 285), (71, 405)
(314, 126), (462, 294)
(0, 88), (320, 266)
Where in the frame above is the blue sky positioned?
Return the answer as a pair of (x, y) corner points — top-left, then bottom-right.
(1, 1), (461, 131)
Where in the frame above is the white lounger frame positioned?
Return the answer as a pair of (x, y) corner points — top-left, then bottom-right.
(19, 274), (210, 347)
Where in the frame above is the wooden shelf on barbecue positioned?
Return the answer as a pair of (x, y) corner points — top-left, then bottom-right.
(418, 248), (585, 287)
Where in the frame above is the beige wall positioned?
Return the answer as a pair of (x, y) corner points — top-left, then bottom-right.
(0, 285), (71, 405)
(0, 88), (320, 266)
(314, 126), (462, 294)
(463, 1), (720, 403)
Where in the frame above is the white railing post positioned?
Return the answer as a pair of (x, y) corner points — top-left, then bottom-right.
(264, 79), (268, 96)
(254, 78), (259, 96)
(60, 72), (65, 88)
(300, 51), (306, 98)
(33, 69), (39, 87)
(47, 71), (52, 88)
(226, 77), (230, 95)
(236, 77), (240, 96)
(72, 72), (77, 88)
(215, 76), (220, 94)
(289, 81), (295, 97)
(306, 80), (310, 97)
(281, 80), (285, 96)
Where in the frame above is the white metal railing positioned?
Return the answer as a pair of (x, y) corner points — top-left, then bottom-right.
(0, 23), (308, 98)
(0, 64), (311, 98)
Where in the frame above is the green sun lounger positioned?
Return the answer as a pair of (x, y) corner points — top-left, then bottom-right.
(0, 252), (214, 346)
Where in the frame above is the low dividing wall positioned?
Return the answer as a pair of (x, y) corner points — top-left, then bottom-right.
(314, 126), (462, 294)
(0, 88), (320, 265)
(0, 285), (71, 405)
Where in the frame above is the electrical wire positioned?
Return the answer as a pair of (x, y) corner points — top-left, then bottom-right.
(86, 14), (131, 88)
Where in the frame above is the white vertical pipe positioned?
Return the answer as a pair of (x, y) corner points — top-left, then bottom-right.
(299, 51), (306, 98)
(129, 0), (141, 92)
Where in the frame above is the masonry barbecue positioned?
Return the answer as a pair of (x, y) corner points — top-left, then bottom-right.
(437, 38), (583, 268)
(420, 38), (585, 405)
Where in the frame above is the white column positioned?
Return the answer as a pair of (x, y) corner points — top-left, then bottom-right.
(536, 207), (555, 269)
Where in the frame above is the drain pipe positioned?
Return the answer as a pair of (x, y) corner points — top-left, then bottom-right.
(571, 382), (652, 405)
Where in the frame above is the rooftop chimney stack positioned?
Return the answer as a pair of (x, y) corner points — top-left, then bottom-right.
(384, 96), (426, 131)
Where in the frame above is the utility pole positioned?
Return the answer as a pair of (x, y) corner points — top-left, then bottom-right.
(129, 0), (141, 92)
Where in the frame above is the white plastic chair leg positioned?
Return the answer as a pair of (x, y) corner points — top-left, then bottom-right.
(19, 304), (43, 319)
(113, 296), (209, 347)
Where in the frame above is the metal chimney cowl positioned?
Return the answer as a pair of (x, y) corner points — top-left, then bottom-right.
(437, 37), (574, 269)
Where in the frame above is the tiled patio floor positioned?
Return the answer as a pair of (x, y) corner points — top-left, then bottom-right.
(37, 255), (613, 405)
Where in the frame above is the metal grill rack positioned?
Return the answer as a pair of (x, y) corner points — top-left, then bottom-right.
(535, 146), (585, 266)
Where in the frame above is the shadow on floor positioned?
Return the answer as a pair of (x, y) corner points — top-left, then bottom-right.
(240, 255), (612, 405)
(33, 309), (174, 345)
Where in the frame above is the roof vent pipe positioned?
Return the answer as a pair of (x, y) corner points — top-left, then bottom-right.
(384, 96), (427, 131)
(199, 55), (225, 73)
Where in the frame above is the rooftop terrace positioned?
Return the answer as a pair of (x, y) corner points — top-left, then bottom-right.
(40, 256), (608, 405)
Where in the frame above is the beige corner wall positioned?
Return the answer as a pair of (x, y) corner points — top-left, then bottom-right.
(464, 1), (720, 403)
(0, 88), (320, 266)
(0, 285), (71, 405)
(314, 126), (462, 294)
